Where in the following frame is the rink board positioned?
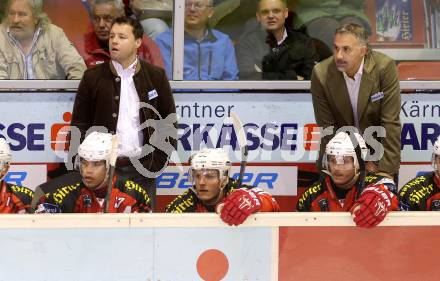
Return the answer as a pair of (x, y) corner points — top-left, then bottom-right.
(0, 213), (439, 281)
(0, 92), (438, 211)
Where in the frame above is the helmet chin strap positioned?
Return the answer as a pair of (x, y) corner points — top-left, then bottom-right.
(337, 173), (360, 190)
(93, 174), (110, 191)
(82, 168), (110, 191)
(324, 168), (360, 190)
(200, 178), (228, 206)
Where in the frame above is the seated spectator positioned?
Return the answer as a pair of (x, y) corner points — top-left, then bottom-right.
(35, 132), (151, 213)
(236, 0), (317, 80)
(297, 132), (398, 228)
(166, 148), (279, 226)
(398, 136), (440, 211)
(0, 0), (86, 79)
(155, 0), (238, 80)
(292, 0), (371, 51)
(80, 0), (164, 68)
(0, 138), (33, 214)
(130, 0), (171, 39)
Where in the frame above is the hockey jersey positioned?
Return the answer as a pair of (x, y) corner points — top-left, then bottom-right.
(297, 173), (398, 212)
(166, 178), (279, 213)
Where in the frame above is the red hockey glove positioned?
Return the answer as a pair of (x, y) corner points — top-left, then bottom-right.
(218, 189), (262, 226)
(351, 186), (392, 228)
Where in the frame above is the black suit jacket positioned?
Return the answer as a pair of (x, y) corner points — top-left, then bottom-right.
(70, 60), (176, 174)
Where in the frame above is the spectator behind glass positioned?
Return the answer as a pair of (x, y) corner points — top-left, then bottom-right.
(292, 0), (371, 51)
(0, 0), (86, 79)
(236, 0), (317, 80)
(155, 0), (238, 80)
(79, 0), (164, 68)
(130, 0), (171, 40)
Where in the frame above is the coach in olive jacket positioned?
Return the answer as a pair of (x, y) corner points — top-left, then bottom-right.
(311, 24), (401, 177)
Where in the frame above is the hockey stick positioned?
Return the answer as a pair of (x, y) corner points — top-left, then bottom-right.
(104, 134), (119, 213)
(230, 112), (248, 189)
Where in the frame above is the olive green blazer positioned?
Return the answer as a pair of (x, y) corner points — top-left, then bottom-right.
(311, 50), (401, 175)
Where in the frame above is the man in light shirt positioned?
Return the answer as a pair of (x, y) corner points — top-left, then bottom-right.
(0, 0), (86, 79)
(155, 0), (238, 80)
(71, 16), (176, 211)
(310, 23), (401, 181)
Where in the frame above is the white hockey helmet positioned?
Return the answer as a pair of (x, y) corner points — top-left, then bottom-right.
(432, 136), (440, 170)
(323, 132), (368, 171)
(78, 132), (112, 167)
(190, 148), (231, 179)
(0, 138), (12, 174)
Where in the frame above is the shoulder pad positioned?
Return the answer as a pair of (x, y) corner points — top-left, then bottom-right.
(9, 185), (34, 204)
(166, 189), (197, 213)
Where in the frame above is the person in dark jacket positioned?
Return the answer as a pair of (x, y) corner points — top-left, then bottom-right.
(236, 0), (317, 80)
(70, 16), (176, 212)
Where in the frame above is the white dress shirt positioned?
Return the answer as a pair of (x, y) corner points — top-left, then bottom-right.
(343, 58), (364, 129)
(277, 28), (288, 46)
(112, 59), (143, 157)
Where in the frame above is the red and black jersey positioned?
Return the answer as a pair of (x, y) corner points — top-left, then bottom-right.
(0, 180), (33, 214)
(165, 178), (279, 213)
(296, 173), (398, 212)
(36, 175), (151, 213)
(398, 172), (440, 211)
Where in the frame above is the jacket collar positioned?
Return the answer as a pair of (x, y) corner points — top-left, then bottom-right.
(84, 31), (109, 56)
(109, 59), (142, 76)
(184, 27), (217, 43)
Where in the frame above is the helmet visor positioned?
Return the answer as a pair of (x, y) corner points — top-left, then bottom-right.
(189, 168), (220, 184)
(325, 155), (355, 171)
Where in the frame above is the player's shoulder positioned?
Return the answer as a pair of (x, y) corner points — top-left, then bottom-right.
(166, 189), (197, 213)
(297, 180), (325, 210)
(399, 172), (435, 196)
(6, 183), (34, 204)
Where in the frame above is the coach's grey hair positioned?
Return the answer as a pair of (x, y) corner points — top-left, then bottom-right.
(335, 23), (369, 46)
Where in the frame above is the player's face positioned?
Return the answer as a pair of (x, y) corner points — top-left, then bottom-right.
(92, 3), (121, 42)
(256, 0), (288, 33)
(80, 159), (107, 190)
(193, 169), (223, 204)
(0, 163), (10, 180)
(184, 0), (213, 30)
(328, 155), (356, 189)
(333, 32), (367, 77)
(7, 0), (37, 41)
(109, 23), (141, 67)
(435, 155), (440, 175)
